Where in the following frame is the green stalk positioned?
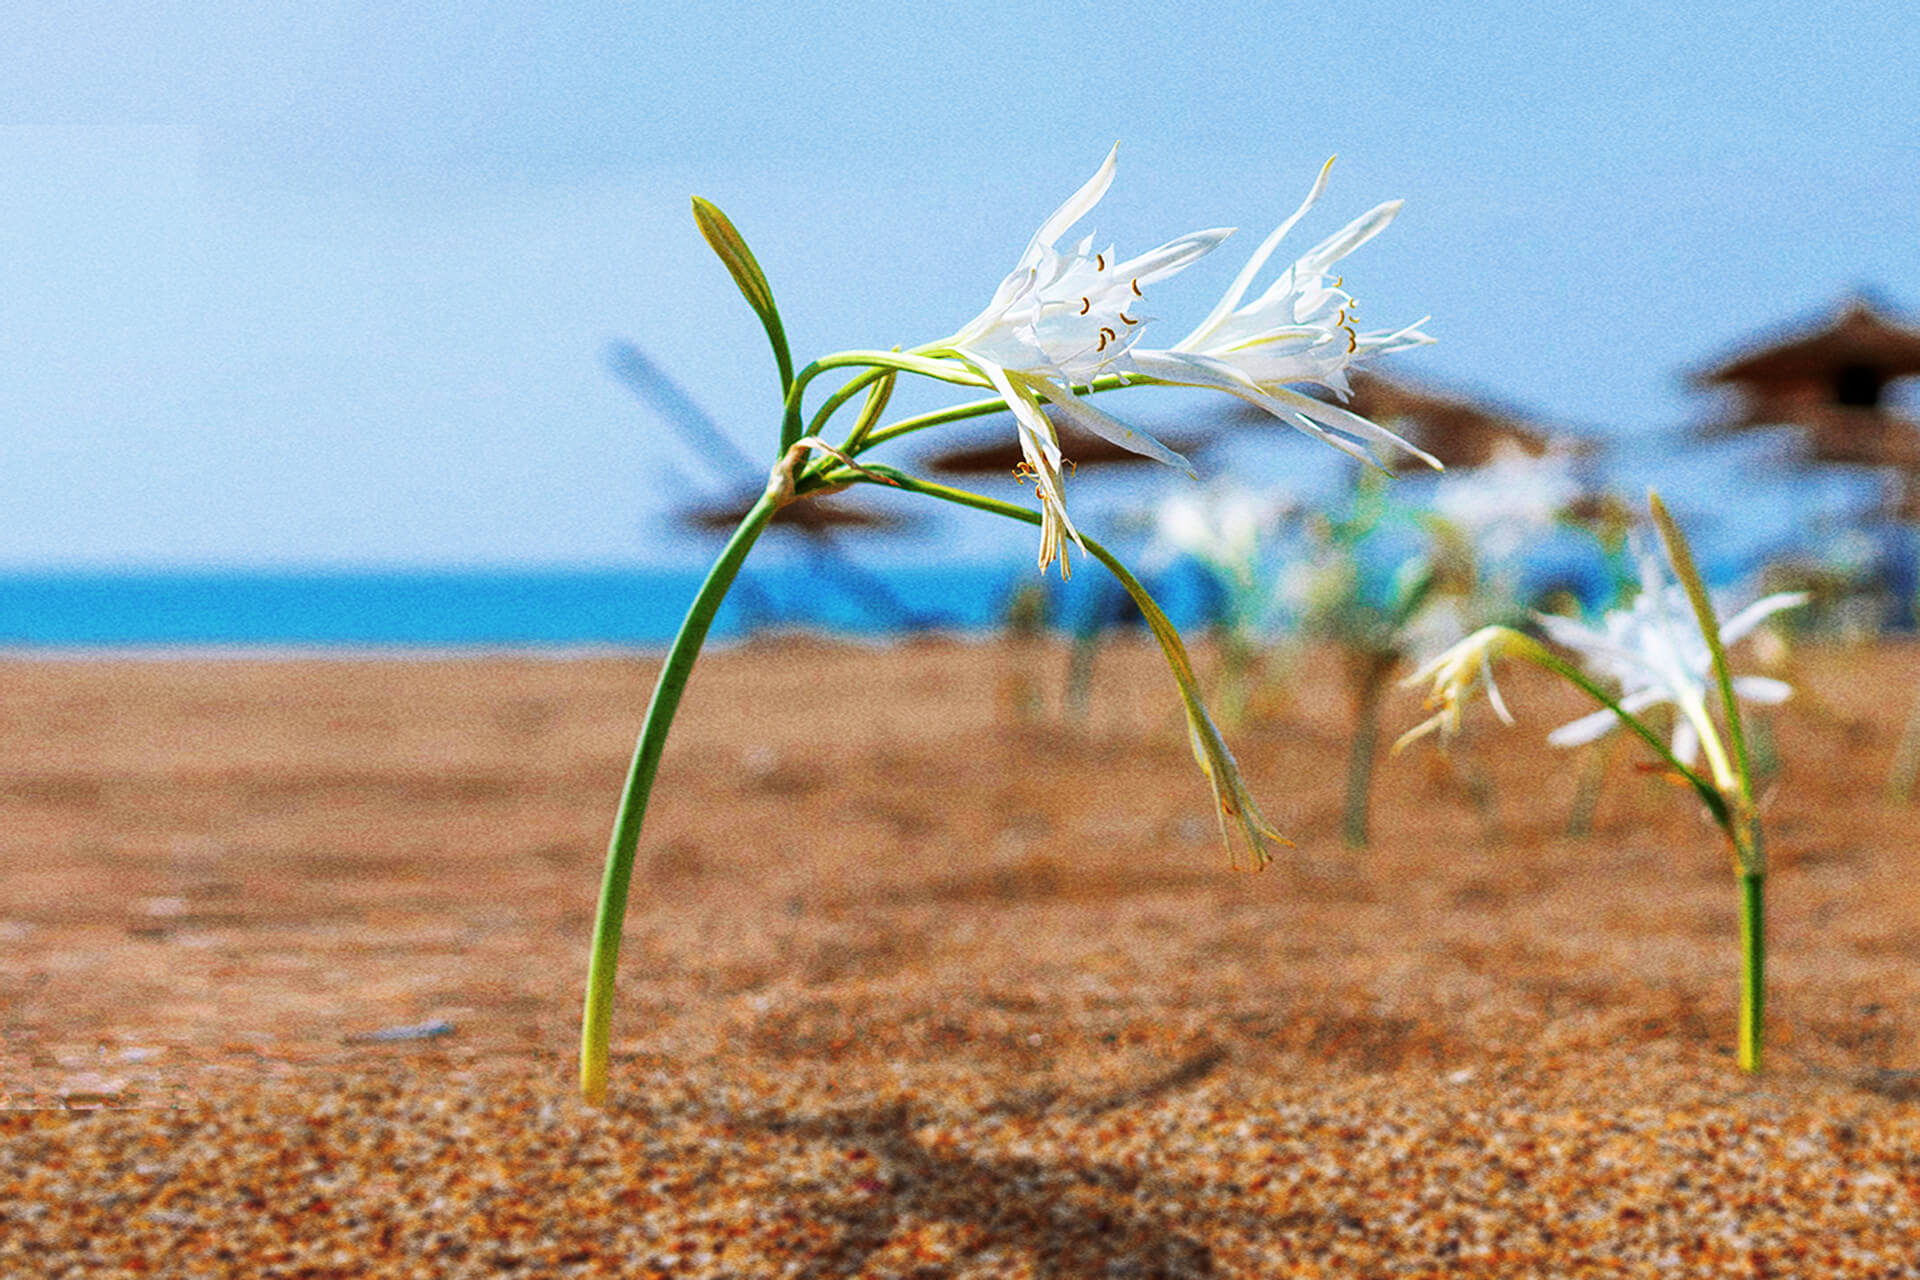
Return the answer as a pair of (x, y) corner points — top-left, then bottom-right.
(1886, 682), (1920, 802)
(1566, 735), (1616, 838)
(1649, 492), (1769, 1071)
(780, 350), (987, 449)
(580, 490), (779, 1106)
(1738, 864), (1765, 1073)
(855, 372), (1132, 454)
(1342, 651), (1395, 849)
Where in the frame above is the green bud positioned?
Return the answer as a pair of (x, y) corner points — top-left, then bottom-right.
(691, 197), (777, 321)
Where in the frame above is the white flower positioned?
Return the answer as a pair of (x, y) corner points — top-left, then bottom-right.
(1153, 483), (1293, 586)
(1429, 445), (1580, 561)
(929, 146), (1231, 576)
(1127, 158), (1439, 472)
(1395, 624), (1522, 752)
(1537, 550), (1805, 781)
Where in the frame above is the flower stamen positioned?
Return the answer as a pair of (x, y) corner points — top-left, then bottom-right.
(1079, 297), (1091, 315)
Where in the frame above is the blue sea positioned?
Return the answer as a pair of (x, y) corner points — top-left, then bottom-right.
(0, 562), (1230, 651)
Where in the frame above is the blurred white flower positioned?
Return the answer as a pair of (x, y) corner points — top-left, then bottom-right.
(1153, 483), (1295, 589)
(1395, 624), (1522, 751)
(1127, 158), (1439, 471)
(930, 146), (1229, 576)
(1429, 445), (1581, 560)
(1538, 550), (1805, 780)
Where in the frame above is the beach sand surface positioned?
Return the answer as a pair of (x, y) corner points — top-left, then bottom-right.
(4, 636), (1920, 1276)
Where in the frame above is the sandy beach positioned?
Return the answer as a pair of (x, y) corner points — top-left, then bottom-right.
(4, 635), (1920, 1276)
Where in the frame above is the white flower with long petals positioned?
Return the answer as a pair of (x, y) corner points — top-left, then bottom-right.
(1430, 445), (1581, 561)
(1153, 483), (1295, 589)
(1129, 158), (1440, 472)
(927, 146), (1232, 576)
(1537, 551), (1805, 784)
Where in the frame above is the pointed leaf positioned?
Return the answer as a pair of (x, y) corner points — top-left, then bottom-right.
(1647, 490), (1751, 804)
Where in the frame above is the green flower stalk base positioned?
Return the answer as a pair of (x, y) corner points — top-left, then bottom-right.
(1341, 651), (1397, 849)
(579, 491), (778, 1107)
(1739, 870), (1765, 1074)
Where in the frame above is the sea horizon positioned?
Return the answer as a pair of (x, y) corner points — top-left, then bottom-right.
(0, 561), (1233, 652)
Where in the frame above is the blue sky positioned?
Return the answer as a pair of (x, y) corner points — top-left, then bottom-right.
(4, 2), (1917, 567)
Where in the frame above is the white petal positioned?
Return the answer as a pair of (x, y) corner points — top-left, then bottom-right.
(1535, 613), (1662, 684)
(1182, 157), (1335, 350)
(1671, 717), (1701, 768)
(1020, 145), (1118, 266)
(1030, 376), (1196, 476)
(1547, 705), (1629, 749)
(1296, 199), (1403, 277)
(1117, 228), (1235, 287)
(1262, 385), (1443, 471)
(1129, 349), (1381, 468)
(1732, 675), (1793, 704)
(1545, 686), (1669, 748)
(1718, 592), (1810, 647)
(976, 358), (1084, 548)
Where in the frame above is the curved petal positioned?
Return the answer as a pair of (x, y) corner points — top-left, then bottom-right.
(1547, 705), (1631, 749)
(1028, 375), (1196, 476)
(1021, 145), (1118, 266)
(1261, 385), (1443, 471)
(1718, 591), (1810, 647)
(1181, 156), (1335, 350)
(974, 358), (1085, 566)
(1128, 349), (1380, 468)
(1116, 227), (1235, 287)
(1294, 199), (1403, 278)
(1732, 675), (1793, 704)
(1545, 686), (1670, 748)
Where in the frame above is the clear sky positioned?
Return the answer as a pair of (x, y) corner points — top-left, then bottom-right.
(4, 2), (1917, 568)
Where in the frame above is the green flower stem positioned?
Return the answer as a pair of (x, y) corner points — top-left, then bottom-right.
(1738, 866), (1765, 1073)
(1342, 650), (1397, 849)
(1887, 684), (1920, 803)
(855, 373), (1132, 454)
(1566, 735), (1617, 838)
(780, 350), (985, 449)
(580, 489), (780, 1106)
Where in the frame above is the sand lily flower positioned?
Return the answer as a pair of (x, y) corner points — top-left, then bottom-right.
(1396, 624), (1523, 751)
(1394, 495), (1802, 1076)
(926, 146), (1231, 576)
(1429, 445), (1581, 561)
(1128, 159), (1439, 471)
(1153, 483), (1296, 596)
(1537, 551), (1805, 786)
